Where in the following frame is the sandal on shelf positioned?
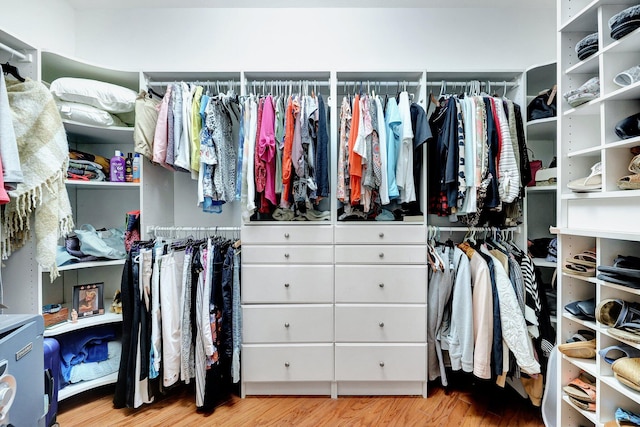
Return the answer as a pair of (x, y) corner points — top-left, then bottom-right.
(563, 262), (596, 277)
(617, 154), (640, 190)
(609, 324), (640, 344)
(566, 250), (597, 268)
(567, 329), (596, 342)
(567, 162), (602, 192)
(596, 299), (640, 328)
(599, 344), (640, 365)
(611, 357), (640, 392)
(558, 339), (596, 359)
(563, 375), (597, 403)
(569, 396), (596, 411)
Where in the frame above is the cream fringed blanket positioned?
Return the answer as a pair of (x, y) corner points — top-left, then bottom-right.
(2, 78), (74, 280)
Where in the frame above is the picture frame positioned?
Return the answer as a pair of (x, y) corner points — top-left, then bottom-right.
(72, 282), (105, 318)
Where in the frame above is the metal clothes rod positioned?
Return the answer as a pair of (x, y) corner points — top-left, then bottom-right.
(146, 80), (243, 87)
(339, 80), (421, 87)
(147, 225), (240, 234)
(0, 41), (30, 62)
(430, 226), (521, 233)
(246, 80), (331, 87)
(426, 81), (518, 87)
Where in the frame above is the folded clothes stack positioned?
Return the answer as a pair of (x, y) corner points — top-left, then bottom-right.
(68, 148), (110, 182)
(598, 255), (640, 289)
(575, 32), (599, 60)
(609, 5), (640, 40)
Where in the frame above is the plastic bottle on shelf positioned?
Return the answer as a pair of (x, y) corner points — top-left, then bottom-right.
(132, 153), (141, 183)
(125, 152), (133, 183)
(110, 150), (125, 182)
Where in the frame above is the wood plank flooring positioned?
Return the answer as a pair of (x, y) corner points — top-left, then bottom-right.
(57, 373), (545, 426)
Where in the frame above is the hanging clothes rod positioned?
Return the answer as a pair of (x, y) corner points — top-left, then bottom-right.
(245, 80), (331, 87)
(146, 80), (243, 87)
(146, 225), (240, 234)
(0, 41), (31, 63)
(426, 81), (518, 87)
(339, 80), (421, 87)
(430, 226), (522, 233)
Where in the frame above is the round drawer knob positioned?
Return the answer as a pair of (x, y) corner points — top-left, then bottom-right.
(379, 362), (385, 367)
(284, 253), (290, 258)
(284, 283), (290, 288)
(379, 252), (384, 258)
(284, 233), (290, 238)
(284, 361), (290, 368)
(379, 232), (384, 238)
(284, 322), (290, 328)
(379, 283), (384, 288)
(379, 322), (384, 327)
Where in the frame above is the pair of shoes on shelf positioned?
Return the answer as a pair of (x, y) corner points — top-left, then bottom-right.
(563, 249), (597, 276)
(568, 162), (602, 192)
(596, 298), (640, 343)
(558, 330), (596, 359)
(611, 357), (640, 392)
(563, 77), (600, 107)
(603, 407), (640, 427)
(564, 298), (596, 320)
(617, 154), (640, 190)
(597, 254), (640, 289)
(563, 371), (596, 412)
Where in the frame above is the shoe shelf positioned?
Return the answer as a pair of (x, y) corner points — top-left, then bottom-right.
(562, 395), (598, 424)
(600, 376), (640, 412)
(562, 272), (598, 285)
(565, 53), (599, 75)
(555, 228), (640, 242)
(562, 354), (597, 377)
(599, 280), (640, 297)
(563, 312), (598, 330)
(567, 145), (602, 158)
(559, 0), (639, 32)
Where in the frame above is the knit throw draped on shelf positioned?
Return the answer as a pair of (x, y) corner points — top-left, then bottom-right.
(1, 78), (73, 280)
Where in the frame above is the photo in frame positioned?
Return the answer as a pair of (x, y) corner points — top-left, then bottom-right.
(72, 282), (105, 318)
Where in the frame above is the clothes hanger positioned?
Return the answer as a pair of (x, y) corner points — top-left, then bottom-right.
(2, 61), (25, 82)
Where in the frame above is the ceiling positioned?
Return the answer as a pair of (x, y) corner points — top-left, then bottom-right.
(66, 0), (555, 9)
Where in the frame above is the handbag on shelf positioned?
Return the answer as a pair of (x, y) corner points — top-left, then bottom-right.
(528, 159), (543, 187)
(527, 85), (557, 121)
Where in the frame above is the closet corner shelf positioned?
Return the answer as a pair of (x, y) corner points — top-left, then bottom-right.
(62, 120), (134, 145)
(58, 371), (119, 402)
(532, 258), (557, 268)
(65, 180), (140, 189)
(43, 300), (121, 338)
(556, 227), (640, 242)
(42, 258), (127, 273)
(601, 79), (640, 102)
(526, 117), (557, 140)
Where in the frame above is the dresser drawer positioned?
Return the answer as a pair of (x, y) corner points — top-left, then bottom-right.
(242, 265), (334, 303)
(334, 245), (426, 264)
(243, 305), (334, 343)
(243, 245), (334, 264)
(335, 344), (426, 381)
(242, 225), (333, 244)
(335, 265), (426, 303)
(335, 305), (425, 342)
(335, 225), (425, 244)
(243, 344), (334, 382)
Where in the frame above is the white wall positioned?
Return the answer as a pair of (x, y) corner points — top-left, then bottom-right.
(0, 0), (76, 55)
(74, 7), (557, 72)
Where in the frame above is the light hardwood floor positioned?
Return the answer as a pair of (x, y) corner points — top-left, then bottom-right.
(56, 373), (545, 426)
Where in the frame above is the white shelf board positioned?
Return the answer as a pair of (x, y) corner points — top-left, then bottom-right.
(601, 80), (640, 102)
(43, 258), (126, 273)
(526, 117), (557, 140)
(562, 272), (598, 284)
(601, 25), (640, 55)
(565, 53), (599, 75)
(63, 120), (134, 145)
(559, 0), (640, 32)
(600, 375), (640, 403)
(44, 301), (121, 337)
(556, 227), (640, 242)
(562, 189), (640, 200)
(563, 99), (600, 116)
(561, 395), (597, 423)
(562, 313), (597, 329)
(58, 371), (119, 401)
(561, 354), (596, 377)
(65, 180), (140, 189)
(603, 136), (640, 150)
(599, 280), (640, 296)
(532, 258), (557, 268)
(566, 145), (601, 158)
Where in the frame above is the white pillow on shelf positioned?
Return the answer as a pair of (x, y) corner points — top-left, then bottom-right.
(56, 100), (126, 127)
(50, 77), (137, 114)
